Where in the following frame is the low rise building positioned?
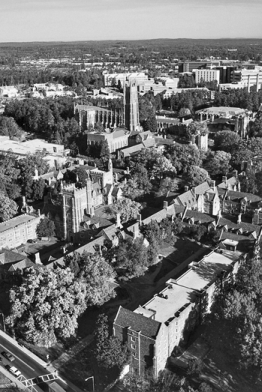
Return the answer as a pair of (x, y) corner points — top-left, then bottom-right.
(0, 137), (66, 169)
(0, 213), (43, 250)
(0, 86), (18, 98)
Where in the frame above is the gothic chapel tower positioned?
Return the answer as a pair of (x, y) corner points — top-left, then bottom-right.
(124, 79), (140, 132)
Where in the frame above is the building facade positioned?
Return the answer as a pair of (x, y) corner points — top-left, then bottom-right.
(0, 214), (43, 250)
(114, 248), (243, 378)
(44, 160), (122, 240)
(194, 69), (220, 85)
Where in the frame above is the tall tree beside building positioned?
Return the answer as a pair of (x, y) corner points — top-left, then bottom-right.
(0, 192), (18, 222)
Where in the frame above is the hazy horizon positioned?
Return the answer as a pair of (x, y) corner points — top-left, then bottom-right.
(1, 0), (261, 42)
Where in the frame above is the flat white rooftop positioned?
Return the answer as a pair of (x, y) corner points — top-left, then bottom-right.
(0, 138), (64, 157)
(135, 249), (241, 324)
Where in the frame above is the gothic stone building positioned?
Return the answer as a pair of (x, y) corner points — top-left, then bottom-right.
(44, 160), (122, 241)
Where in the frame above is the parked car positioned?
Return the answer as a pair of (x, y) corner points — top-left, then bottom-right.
(6, 365), (21, 377)
(1, 351), (15, 362)
(27, 239), (37, 243)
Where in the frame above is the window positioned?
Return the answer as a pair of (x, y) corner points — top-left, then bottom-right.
(131, 336), (136, 342)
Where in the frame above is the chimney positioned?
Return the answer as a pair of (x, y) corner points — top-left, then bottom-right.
(133, 222), (140, 239)
(116, 213), (122, 228)
(22, 196), (26, 207)
(233, 170), (238, 178)
(163, 201), (168, 210)
(126, 167), (130, 175)
(237, 213), (241, 224)
(37, 209), (41, 217)
(222, 176), (227, 184)
(137, 213), (142, 225)
(34, 252), (42, 265)
(252, 209), (260, 225)
(184, 185), (189, 192)
(210, 180), (216, 191)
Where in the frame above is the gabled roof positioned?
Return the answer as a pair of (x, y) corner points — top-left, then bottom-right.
(0, 249), (27, 264)
(143, 209), (167, 225)
(142, 138), (155, 148)
(194, 181), (211, 195)
(217, 176), (238, 189)
(173, 190), (196, 207)
(47, 236), (106, 269)
(120, 144), (144, 157)
(96, 224), (117, 241)
(114, 306), (161, 339)
(218, 217), (261, 236)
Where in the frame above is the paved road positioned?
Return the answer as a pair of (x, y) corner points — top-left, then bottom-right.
(0, 335), (69, 392)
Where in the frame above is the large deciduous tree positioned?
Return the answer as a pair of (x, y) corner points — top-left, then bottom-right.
(105, 198), (141, 223)
(203, 150), (232, 178)
(36, 217), (56, 238)
(63, 251), (116, 306)
(166, 144), (201, 174)
(185, 166), (210, 187)
(94, 314), (129, 370)
(214, 130), (240, 154)
(6, 267), (87, 347)
(114, 238), (149, 279)
(0, 192), (18, 222)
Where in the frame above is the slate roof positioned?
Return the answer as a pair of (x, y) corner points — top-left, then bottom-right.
(218, 188), (262, 204)
(154, 137), (174, 146)
(0, 214), (38, 234)
(0, 249), (27, 264)
(173, 190), (196, 207)
(96, 224), (117, 241)
(142, 138), (156, 148)
(47, 236), (105, 269)
(218, 217), (261, 236)
(112, 129), (128, 138)
(221, 231), (256, 242)
(114, 306), (161, 339)
(0, 249), (39, 272)
(217, 176), (238, 189)
(194, 182), (211, 195)
(120, 144), (144, 157)
(179, 209), (215, 224)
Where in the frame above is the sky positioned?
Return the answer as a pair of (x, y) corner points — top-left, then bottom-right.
(0, 0), (262, 42)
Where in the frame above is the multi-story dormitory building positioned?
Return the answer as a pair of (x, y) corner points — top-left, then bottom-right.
(113, 247), (244, 377)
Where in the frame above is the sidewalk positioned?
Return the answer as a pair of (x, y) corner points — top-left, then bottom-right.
(51, 334), (94, 369)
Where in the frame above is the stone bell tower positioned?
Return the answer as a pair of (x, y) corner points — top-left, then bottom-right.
(123, 79), (140, 132)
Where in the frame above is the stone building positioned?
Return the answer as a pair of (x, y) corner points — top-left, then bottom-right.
(114, 248), (243, 377)
(44, 160), (122, 241)
(173, 181), (221, 216)
(74, 104), (124, 130)
(0, 213), (43, 250)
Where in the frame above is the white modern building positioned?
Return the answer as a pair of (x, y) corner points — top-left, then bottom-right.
(194, 69), (220, 85)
